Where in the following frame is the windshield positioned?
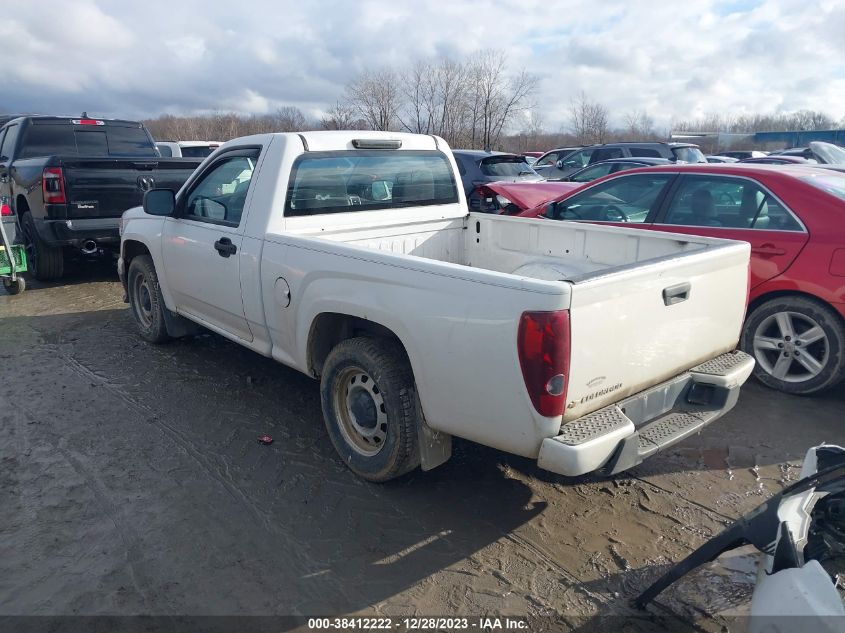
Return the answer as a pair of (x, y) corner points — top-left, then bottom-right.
(479, 156), (539, 178)
(671, 146), (706, 163)
(810, 142), (845, 165)
(800, 172), (845, 202)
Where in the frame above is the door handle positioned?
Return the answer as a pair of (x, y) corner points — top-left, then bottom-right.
(213, 237), (237, 257)
(751, 243), (786, 257)
(663, 282), (691, 306)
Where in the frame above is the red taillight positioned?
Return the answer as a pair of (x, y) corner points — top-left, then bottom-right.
(42, 167), (67, 204)
(517, 310), (571, 417)
(0, 203), (11, 216)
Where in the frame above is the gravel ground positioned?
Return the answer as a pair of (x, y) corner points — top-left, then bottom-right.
(1, 261), (843, 631)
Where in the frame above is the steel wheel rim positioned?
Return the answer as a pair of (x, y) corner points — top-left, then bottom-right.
(333, 366), (387, 456)
(131, 273), (154, 329)
(752, 310), (828, 383)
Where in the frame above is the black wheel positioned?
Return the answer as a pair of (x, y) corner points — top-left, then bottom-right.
(320, 337), (421, 482)
(2, 276), (25, 295)
(740, 296), (845, 395)
(127, 255), (170, 344)
(21, 212), (64, 280)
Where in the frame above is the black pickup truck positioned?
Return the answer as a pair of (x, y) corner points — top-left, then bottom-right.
(0, 115), (203, 280)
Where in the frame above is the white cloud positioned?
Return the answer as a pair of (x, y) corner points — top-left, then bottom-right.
(0, 0), (842, 130)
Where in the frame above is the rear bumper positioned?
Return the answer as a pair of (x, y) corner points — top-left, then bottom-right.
(538, 350), (755, 477)
(40, 218), (120, 249)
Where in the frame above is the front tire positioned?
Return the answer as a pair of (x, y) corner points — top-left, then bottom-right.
(2, 276), (25, 295)
(127, 255), (170, 344)
(741, 296), (845, 395)
(320, 337), (421, 482)
(21, 212), (64, 281)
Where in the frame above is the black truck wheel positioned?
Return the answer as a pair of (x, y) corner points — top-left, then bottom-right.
(21, 212), (64, 280)
(320, 337), (421, 482)
(127, 255), (170, 344)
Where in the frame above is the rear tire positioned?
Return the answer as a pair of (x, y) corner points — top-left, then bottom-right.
(740, 296), (845, 395)
(127, 255), (170, 344)
(21, 212), (64, 281)
(320, 337), (421, 482)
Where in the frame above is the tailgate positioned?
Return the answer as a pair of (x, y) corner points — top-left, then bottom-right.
(61, 158), (201, 218)
(563, 239), (750, 421)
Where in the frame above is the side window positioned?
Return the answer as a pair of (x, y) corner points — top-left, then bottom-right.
(0, 125), (19, 160)
(536, 152), (558, 167)
(590, 147), (624, 163)
(628, 147), (662, 158)
(551, 174), (673, 223)
(184, 150), (259, 226)
(571, 162), (614, 183)
(662, 176), (803, 230)
(157, 144), (173, 157)
(560, 149), (592, 169)
(456, 157), (467, 176)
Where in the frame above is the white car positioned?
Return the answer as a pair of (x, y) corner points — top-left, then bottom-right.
(155, 140), (222, 159)
(118, 131), (754, 482)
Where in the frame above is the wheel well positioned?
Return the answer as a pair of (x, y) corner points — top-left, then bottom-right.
(307, 313), (408, 377)
(748, 290), (842, 321)
(122, 240), (151, 276)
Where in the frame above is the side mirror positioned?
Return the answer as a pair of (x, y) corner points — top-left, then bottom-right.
(544, 202), (558, 219)
(143, 189), (176, 216)
(555, 160), (564, 170)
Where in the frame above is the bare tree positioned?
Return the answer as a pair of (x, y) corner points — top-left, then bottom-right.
(270, 106), (308, 132)
(623, 110), (655, 141)
(568, 92), (609, 145)
(345, 68), (402, 131)
(465, 50), (538, 150)
(320, 101), (363, 130)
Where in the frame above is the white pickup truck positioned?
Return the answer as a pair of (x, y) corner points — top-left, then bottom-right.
(118, 131), (755, 482)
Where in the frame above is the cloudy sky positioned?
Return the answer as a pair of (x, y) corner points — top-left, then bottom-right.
(1, 0), (843, 130)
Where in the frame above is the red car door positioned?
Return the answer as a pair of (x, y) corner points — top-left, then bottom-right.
(649, 174), (809, 289)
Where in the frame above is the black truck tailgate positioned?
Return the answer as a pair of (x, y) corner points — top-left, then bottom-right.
(59, 157), (202, 218)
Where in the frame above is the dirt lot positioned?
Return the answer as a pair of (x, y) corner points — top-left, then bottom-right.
(2, 262), (843, 631)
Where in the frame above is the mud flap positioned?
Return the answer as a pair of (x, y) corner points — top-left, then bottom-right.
(163, 310), (204, 338)
(418, 416), (451, 471)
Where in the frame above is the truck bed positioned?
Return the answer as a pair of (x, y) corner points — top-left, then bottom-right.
(286, 211), (725, 280)
(283, 210), (750, 421)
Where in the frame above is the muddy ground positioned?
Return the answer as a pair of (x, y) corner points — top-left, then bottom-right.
(1, 261), (843, 631)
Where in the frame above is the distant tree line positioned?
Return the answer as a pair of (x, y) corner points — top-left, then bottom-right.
(141, 50), (843, 154)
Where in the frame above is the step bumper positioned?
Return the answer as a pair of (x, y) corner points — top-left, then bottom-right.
(537, 350), (755, 477)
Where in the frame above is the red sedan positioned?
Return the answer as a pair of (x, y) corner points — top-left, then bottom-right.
(518, 164), (845, 395)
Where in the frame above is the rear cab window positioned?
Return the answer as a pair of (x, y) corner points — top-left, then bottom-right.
(18, 121), (157, 158)
(181, 146), (216, 158)
(285, 150), (459, 216)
